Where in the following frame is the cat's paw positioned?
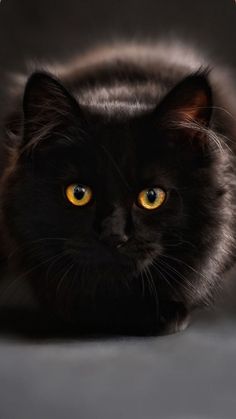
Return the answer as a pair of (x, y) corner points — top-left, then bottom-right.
(159, 302), (190, 335)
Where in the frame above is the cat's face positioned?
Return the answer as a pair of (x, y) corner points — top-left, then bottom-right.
(2, 72), (221, 331)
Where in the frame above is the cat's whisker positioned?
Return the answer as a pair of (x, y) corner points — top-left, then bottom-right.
(0, 274), (30, 302)
(164, 239), (197, 250)
(156, 257), (214, 305)
(15, 251), (67, 283)
(173, 117), (233, 154)
(158, 258), (195, 286)
(65, 265), (81, 314)
(158, 258), (200, 293)
(140, 269), (145, 297)
(143, 265), (159, 320)
(1, 251), (66, 300)
(157, 260), (198, 299)
(7, 237), (68, 261)
(45, 253), (70, 285)
(149, 260), (178, 295)
(206, 105), (236, 123)
(56, 262), (75, 300)
(161, 253), (211, 283)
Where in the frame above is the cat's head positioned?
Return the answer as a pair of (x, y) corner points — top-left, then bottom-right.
(1, 71), (224, 331)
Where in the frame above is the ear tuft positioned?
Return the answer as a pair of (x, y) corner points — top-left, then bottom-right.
(23, 72), (79, 147)
(157, 71), (212, 128)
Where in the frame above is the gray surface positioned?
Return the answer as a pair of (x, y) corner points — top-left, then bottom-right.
(0, 272), (236, 419)
(0, 308), (236, 419)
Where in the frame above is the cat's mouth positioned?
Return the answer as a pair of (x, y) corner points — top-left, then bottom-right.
(64, 239), (161, 280)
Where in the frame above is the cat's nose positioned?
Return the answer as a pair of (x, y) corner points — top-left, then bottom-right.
(100, 233), (129, 249)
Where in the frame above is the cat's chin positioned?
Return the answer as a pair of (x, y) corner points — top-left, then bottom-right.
(67, 248), (140, 279)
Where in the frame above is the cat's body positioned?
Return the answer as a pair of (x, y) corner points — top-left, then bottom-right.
(1, 42), (236, 334)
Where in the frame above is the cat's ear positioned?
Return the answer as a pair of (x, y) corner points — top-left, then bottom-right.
(157, 72), (212, 129)
(23, 72), (80, 147)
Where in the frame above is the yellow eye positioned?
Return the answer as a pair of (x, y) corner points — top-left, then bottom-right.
(65, 184), (92, 206)
(137, 187), (166, 210)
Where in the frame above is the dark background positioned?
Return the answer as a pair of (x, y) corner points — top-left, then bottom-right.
(0, 0), (235, 76)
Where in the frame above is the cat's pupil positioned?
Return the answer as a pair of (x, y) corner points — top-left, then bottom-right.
(74, 185), (85, 200)
(147, 189), (157, 203)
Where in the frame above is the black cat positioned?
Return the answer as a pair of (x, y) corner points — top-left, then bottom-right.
(1, 42), (236, 334)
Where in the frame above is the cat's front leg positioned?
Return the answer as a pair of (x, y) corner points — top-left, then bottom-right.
(158, 301), (190, 335)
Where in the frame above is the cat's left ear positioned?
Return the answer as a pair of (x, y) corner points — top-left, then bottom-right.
(156, 72), (212, 129)
(23, 72), (80, 147)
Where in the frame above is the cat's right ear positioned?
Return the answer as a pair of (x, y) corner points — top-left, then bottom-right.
(23, 72), (80, 148)
(155, 72), (212, 131)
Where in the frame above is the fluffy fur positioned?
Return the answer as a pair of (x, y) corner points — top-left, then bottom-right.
(1, 41), (236, 335)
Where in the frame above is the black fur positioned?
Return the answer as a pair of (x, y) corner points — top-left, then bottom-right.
(1, 42), (236, 334)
